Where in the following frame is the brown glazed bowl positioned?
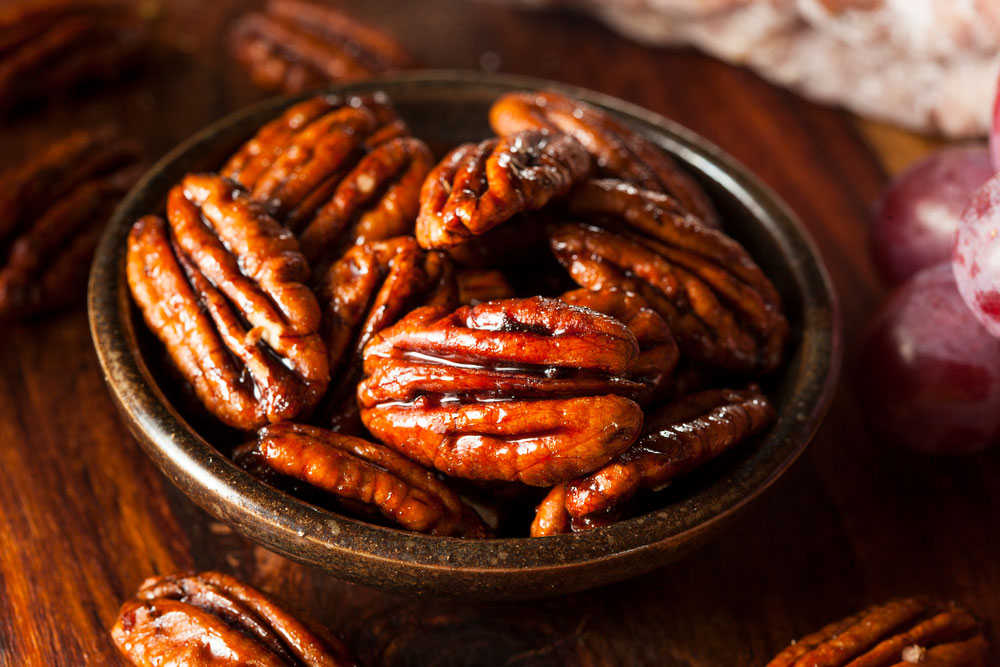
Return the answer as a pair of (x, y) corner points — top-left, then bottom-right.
(89, 71), (840, 600)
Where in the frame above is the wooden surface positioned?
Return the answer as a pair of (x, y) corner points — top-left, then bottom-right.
(0, 1), (995, 665)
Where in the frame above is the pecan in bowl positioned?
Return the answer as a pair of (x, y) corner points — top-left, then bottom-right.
(358, 296), (645, 486)
(111, 571), (357, 667)
(768, 597), (989, 667)
(91, 74), (837, 598)
(126, 173), (329, 430)
(0, 126), (142, 320)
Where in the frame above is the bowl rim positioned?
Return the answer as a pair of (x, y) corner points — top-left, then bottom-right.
(89, 69), (841, 590)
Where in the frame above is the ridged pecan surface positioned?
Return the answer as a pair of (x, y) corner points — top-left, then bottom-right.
(126, 174), (328, 430)
(489, 90), (719, 227)
(358, 297), (644, 485)
(768, 597), (988, 667)
(0, 0), (149, 114)
(111, 571), (356, 666)
(222, 93), (426, 263)
(229, 0), (413, 94)
(0, 127), (142, 319)
(416, 130), (591, 249)
(550, 178), (787, 373)
(235, 422), (491, 537)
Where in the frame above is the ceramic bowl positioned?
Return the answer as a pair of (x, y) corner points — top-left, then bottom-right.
(89, 71), (840, 600)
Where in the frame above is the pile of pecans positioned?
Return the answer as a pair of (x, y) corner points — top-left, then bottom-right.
(126, 88), (789, 539)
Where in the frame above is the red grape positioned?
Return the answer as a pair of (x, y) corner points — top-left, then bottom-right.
(857, 263), (1000, 455)
(953, 174), (1000, 338)
(871, 146), (994, 285)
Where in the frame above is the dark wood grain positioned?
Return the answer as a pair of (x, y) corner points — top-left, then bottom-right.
(1, 1), (998, 665)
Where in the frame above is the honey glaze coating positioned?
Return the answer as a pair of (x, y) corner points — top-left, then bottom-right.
(550, 179), (788, 373)
(489, 90), (719, 227)
(416, 129), (591, 249)
(767, 597), (988, 667)
(126, 174), (329, 430)
(111, 571), (357, 666)
(358, 297), (644, 486)
(531, 386), (773, 536)
(235, 422), (491, 537)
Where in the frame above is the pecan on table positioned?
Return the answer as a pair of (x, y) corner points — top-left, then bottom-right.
(489, 90), (719, 227)
(127, 174), (329, 430)
(560, 287), (678, 406)
(235, 422), (492, 537)
(358, 297), (644, 486)
(550, 179), (788, 373)
(0, 0), (149, 114)
(768, 597), (989, 667)
(111, 571), (357, 667)
(0, 127), (142, 320)
(415, 130), (591, 249)
(457, 268), (515, 305)
(229, 0), (414, 95)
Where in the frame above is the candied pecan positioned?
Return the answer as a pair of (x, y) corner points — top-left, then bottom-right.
(550, 180), (788, 373)
(562, 386), (774, 520)
(127, 174), (329, 430)
(768, 597), (989, 667)
(111, 571), (356, 667)
(230, 0), (413, 95)
(560, 288), (678, 405)
(0, 127), (142, 319)
(457, 268), (515, 305)
(490, 90), (719, 227)
(0, 0), (149, 114)
(358, 297), (644, 486)
(320, 236), (456, 373)
(415, 130), (591, 249)
(235, 422), (491, 537)
(297, 136), (433, 264)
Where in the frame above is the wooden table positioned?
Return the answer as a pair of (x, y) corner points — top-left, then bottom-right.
(2, 1), (997, 664)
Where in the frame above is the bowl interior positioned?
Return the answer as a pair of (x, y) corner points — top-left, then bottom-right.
(89, 71), (839, 599)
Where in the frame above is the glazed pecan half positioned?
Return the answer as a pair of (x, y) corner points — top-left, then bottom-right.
(127, 174), (329, 430)
(235, 423), (491, 537)
(230, 0), (413, 94)
(564, 386), (774, 519)
(358, 297), (644, 486)
(560, 287), (678, 406)
(530, 387), (772, 535)
(0, 127), (142, 319)
(490, 90), (718, 227)
(457, 268), (515, 305)
(0, 0), (149, 114)
(111, 571), (356, 667)
(768, 597), (989, 667)
(550, 179), (788, 373)
(415, 130), (591, 249)
(221, 93), (426, 262)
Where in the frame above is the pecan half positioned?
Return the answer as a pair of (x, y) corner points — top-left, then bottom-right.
(0, 0), (149, 114)
(415, 130), (591, 249)
(126, 174), (329, 430)
(0, 127), (142, 319)
(560, 287), (678, 405)
(358, 297), (644, 486)
(489, 90), (719, 227)
(111, 571), (356, 667)
(235, 423), (491, 537)
(563, 386), (774, 520)
(768, 597), (989, 667)
(550, 179), (788, 373)
(229, 0), (413, 95)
